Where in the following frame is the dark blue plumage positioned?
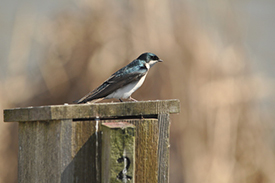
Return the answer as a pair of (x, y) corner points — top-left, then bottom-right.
(76, 52), (162, 103)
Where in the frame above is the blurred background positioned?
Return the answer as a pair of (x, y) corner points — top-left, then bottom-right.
(1, 0), (275, 182)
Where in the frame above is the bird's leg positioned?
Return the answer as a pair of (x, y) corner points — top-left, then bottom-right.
(119, 98), (124, 102)
(129, 96), (138, 102)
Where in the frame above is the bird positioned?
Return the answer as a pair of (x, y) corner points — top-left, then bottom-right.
(75, 52), (163, 104)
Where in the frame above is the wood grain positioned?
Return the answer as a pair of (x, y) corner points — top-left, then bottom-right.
(101, 122), (135, 183)
(5, 100), (180, 183)
(4, 99), (180, 122)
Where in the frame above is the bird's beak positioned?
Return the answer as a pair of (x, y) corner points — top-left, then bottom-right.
(158, 59), (163, 62)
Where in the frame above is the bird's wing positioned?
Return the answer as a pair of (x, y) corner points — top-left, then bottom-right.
(76, 60), (147, 103)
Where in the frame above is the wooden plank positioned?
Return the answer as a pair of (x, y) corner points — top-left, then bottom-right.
(132, 119), (159, 183)
(4, 99), (180, 122)
(18, 119), (73, 183)
(104, 119), (160, 182)
(101, 122), (135, 183)
(157, 114), (170, 183)
(70, 120), (101, 183)
(18, 119), (101, 183)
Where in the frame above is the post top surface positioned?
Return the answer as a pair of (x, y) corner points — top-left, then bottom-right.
(4, 99), (180, 122)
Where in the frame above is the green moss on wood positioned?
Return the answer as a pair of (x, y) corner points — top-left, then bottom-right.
(101, 122), (135, 183)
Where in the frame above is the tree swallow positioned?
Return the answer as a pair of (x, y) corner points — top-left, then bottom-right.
(75, 52), (163, 103)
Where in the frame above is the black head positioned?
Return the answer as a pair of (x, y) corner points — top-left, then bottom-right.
(137, 52), (162, 63)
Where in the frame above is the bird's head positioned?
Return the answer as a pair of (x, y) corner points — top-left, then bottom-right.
(137, 52), (163, 68)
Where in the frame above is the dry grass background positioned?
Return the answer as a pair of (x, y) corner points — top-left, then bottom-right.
(1, 0), (275, 183)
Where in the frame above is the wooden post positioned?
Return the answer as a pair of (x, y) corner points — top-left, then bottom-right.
(3, 99), (180, 183)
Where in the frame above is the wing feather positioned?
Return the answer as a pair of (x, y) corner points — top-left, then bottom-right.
(76, 60), (147, 103)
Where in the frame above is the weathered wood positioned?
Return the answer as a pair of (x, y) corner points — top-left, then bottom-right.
(157, 114), (170, 183)
(18, 119), (101, 183)
(101, 122), (135, 183)
(104, 119), (161, 182)
(18, 120), (73, 183)
(70, 120), (101, 183)
(4, 99), (180, 122)
(130, 119), (159, 183)
(3, 99), (180, 183)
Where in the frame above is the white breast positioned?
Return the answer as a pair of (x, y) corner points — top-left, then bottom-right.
(106, 73), (148, 99)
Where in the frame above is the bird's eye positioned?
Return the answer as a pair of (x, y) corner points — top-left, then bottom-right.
(152, 56), (158, 60)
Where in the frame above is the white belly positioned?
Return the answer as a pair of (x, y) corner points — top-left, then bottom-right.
(106, 74), (147, 99)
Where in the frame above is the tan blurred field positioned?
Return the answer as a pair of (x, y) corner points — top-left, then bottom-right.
(1, 1), (275, 183)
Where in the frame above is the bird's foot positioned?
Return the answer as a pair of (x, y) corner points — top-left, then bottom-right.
(119, 98), (124, 102)
(129, 96), (138, 102)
